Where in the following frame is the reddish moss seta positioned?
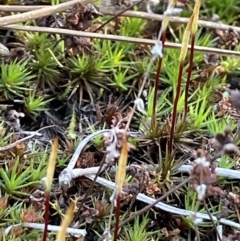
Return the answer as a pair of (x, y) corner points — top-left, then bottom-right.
(168, 61), (184, 153)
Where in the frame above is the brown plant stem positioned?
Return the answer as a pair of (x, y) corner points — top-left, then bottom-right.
(168, 61), (184, 153)
(43, 192), (50, 241)
(152, 31), (166, 123)
(113, 194), (121, 241)
(203, 200), (222, 241)
(113, 176), (193, 231)
(184, 35), (195, 120)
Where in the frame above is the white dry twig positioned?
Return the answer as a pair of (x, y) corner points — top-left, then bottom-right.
(15, 131), (43, 136)
(217, 225), (223, 241)
(179, 164), (240, 180)
(59, 129), (140, 189)
(58, 127), (240, 232)
(0, 125), (54, 152)
(71, 163), (240, 181)
(72, 165), (107, 178)
(5, 223), (86, 237)
(62, 147), (240, 187)
(58, 129), (111, 189)
(85, 174), (240, 230)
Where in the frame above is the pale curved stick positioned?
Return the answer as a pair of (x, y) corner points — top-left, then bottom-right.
(58, 129), (111, 189)
(86, 174), (240, 229)
(5, 223), (86, 237)
(70, 163), (240, 180)
(217, 225), (223, 241)
(58, 129), (140, 189)
(59, 127), (240, 189)
(179, 164), (240, 180)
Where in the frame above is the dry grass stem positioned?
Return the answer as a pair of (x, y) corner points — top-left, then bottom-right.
(0, 0), (94, 26)
(1, 24), (239, 57)
(1, 6), (240, 34)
